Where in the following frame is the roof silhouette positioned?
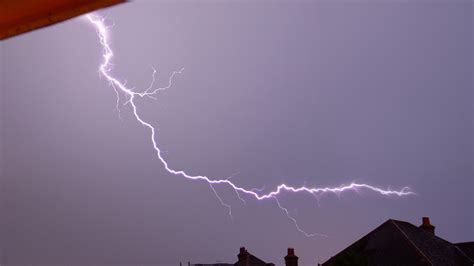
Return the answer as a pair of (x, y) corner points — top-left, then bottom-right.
(235, 247), (274, 266)
(323, 218), (473, 266)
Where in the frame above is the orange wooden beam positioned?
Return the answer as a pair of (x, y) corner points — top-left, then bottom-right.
(0, 0), (126, 40)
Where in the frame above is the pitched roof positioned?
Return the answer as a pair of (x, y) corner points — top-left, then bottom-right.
(323, 219), (472, 266)
(391, 219), (470, 265)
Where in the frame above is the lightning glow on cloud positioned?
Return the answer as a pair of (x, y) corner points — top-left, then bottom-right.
(86, 14), (414, 237)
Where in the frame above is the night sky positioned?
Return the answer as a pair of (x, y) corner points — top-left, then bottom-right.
(1, 1), (472, 265)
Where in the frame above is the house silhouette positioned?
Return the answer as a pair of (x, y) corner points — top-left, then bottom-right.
(185, 217), (473, 266)
(322, 217), (474, 266)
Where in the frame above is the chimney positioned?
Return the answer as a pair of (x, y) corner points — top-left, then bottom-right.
(237, 247), (248, 261)
(419, 217), (435, 235)
(285, 248), (298, 266)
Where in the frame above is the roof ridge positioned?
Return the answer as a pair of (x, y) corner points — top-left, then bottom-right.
(394, 219), (457, 245)
(389, 220), (433, 266)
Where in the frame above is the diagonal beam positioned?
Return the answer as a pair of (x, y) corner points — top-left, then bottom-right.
(0, 0), (126, 40)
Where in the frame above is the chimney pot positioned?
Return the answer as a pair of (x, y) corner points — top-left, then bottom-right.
(422, 217), (430, 225)
(288, 248), (295, 256)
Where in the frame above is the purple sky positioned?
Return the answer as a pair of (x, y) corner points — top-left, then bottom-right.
(1, 1), (472, 265)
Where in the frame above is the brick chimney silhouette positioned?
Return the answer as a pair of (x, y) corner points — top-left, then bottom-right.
(419, 217), (435, 235)
(285, 248), (298, 266)
(237, 247), (249, 262)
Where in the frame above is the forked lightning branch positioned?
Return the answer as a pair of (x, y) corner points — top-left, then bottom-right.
(86, 14), (414, 237)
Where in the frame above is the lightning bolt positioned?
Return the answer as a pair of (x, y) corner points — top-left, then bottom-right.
(86, 14), (414, 237)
